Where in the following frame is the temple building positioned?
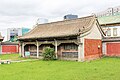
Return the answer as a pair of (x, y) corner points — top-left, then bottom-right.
(18, 15), (104, 61)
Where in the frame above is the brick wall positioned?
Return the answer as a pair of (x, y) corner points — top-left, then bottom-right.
(2, 45), (19, 54)
(106, 42), (120, 56)
(84, 39), (102, 60)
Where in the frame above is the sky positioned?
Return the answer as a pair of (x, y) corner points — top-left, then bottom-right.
(0, 0), (119, 41)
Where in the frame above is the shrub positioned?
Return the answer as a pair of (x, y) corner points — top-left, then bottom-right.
(42, 47), (56, 60)
(1, 62), (4, 64)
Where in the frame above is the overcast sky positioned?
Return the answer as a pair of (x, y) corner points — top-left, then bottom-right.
(0, 0), (119, 40)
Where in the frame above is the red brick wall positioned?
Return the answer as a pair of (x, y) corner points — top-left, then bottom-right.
(84, 39), (102, 60)
(2, 45), (19, 54)
(107, 43), (120, 56)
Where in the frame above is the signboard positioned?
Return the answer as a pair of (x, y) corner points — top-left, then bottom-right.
(25, 51), (30, 56)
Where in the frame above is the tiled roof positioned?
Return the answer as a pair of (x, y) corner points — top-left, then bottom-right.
(19, 16), (96, 40)
(98, 14), (120, 25)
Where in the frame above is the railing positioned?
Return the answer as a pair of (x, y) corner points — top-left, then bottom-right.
(62, 52), (78, 58)
(30, 52), (42, 56)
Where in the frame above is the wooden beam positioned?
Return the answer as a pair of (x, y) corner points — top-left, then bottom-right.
(24, 42), (37, 46)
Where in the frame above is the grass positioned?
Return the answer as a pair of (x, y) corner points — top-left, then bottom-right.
(0, 54), (21, 60)
(0, 54), (32, 60)
(0, 56), (120, 80)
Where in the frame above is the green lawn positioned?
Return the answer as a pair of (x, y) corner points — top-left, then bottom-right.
(0, 57), (120, 80)
(0, 54), (21, 60)
(0, 54), (33, 60)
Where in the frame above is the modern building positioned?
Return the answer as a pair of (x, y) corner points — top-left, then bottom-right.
(98, 14), (120, 37)
(19, 15), (104, 61)
(7, 28), (30, 42)
(97, 14), (120, 56)
(96, 6), (120, 56)
(64, 14), (78, 20)
(96, 6), (120, 17)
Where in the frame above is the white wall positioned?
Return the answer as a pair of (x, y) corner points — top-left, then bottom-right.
(78, 21), (102, 61)
(102, 42), (107, 55)
(81, 21), (102, 39)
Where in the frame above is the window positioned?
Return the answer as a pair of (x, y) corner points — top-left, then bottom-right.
(64, 44), (78, 50)
(113, 28), (117, 36)
(30, 46), (36, 50)
(64, 45), (70, 50)
(102, 29), (107, 35)
(107, 28), (111, 36)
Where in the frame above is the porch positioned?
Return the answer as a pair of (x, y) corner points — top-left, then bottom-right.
(19, 39), (83, 61)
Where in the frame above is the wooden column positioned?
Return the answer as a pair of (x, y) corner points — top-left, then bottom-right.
(22, 42), (25, 57)
(19, 43), (22, 57)
(55, 40), (58, 59)
(36, 41), (39, 58)
(78, 45), (81, 61)
(0, 42), (2, 54)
